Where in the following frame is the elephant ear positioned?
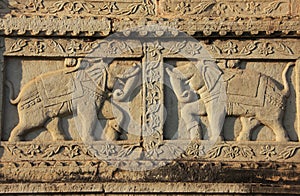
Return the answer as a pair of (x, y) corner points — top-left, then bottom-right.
(85, 60), (108, 92)
(199, 61), (223, 92)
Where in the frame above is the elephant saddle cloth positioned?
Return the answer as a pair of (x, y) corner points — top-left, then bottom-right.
(35, 71), (83, 107)
(223, 69), (267, 107)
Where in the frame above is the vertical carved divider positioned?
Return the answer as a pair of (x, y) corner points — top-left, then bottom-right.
(0, 37), (4, 140)
(142, 42), (164, 142)
(296, 58), (300, 141)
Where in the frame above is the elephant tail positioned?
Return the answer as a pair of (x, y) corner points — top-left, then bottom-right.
(5, 80), (20, 105)
(281, 62), (295, 97)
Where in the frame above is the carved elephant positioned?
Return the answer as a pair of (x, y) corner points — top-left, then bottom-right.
(166, 61), (294, 142)
(7, 58), (141, 142)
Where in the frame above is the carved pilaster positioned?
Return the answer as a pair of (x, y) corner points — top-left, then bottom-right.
(142, 42), (164, 144)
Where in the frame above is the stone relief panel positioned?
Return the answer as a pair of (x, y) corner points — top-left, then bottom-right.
(3, 57), (142, 142)
(2, 38), (298, 146)
(0, 0), (300, 193)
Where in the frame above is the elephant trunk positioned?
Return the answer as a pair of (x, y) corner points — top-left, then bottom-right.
(166, 68), (198, 103)
(113, 64), (141, 102)
(5, 80), (20, 105)
(281, 62), (295, 97)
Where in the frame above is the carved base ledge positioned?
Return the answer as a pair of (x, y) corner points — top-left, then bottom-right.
(1, 141), (300, 185)
(0, 182), (300, 194)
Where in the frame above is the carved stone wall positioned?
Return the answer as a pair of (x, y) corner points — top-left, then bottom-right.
(0, 0), (300, 195)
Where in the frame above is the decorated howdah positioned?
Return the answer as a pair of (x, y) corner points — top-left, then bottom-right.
(0, 0), (300, 195)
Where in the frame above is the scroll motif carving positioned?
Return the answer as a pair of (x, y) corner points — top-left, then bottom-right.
(206, 40), (295, 58)
(5, 38), (141, 57)
(161, 0), (289, 17)
(9, 0), (156, 16)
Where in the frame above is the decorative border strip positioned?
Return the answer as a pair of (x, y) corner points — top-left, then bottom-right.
(0, 15), (111, 36)
(8, 0), (156, 17)
(204, 39), (299, 59)
(160, 0), (291, 18)
(0, 15), (299, 37)
(113, 17), (300, 36)
(4, 38), (142, 57)
(4, 38), (300, 59)
(2, 141), (300, 162)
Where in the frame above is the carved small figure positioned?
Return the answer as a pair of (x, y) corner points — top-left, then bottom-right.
(167, 61), (294, 142)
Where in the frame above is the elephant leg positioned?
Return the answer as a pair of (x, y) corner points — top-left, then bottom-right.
(77, 101), (98, 142)
(236, 117), (260, 141)
(44, 117), (65, 141)
(9, 122), (30, 142)
(101, 101), (124, 141)
(205, 100), (226, 141)
(266, 120), (289, 142)
(9, 111), (47, 142)
(181, 102), (202, 140)
(103, 119), (120, 141)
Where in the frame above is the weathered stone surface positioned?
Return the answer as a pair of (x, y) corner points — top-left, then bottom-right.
(0, 0), (300, 195)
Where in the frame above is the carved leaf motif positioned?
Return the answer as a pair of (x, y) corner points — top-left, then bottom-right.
(117, 144), (139, 157)
(167, 41), (187, 55)
(278, 43), (294, 55)
(82, 42), (99, 53)
(145, 143), (163, 158)
(264, 1), (283, 14)
(260, 145), (276, 160)
(209, 45), (222, 55)
(64, 145), (81, 158)
(116, 4), (140, 15)
(6, 145), (24, 157)
(188, 2), (215, 15)
(239, 41), (258, 55)
(278, 146), (300, 159)
(166, 144), (184, 157)
(223, 146), (240, 159)
(26, 144), (41, 157)
(240, 146), (255, 158)
(81, 145), (98, 158)
(42, 145), (62, 158)
(118, 42), (134, 54)
(206, 145), (224, 158)
(48, 1), (68, 13)
(99, 144), (116, 156)
(9, 39), (27, 53)
(186, 143), (205, 157)
(49, 40), (65, 53)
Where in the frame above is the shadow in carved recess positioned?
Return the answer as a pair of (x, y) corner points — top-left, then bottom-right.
(0, 0), (10, 16)
(166, 60), (295, 142)
(5, 58), (141, 142)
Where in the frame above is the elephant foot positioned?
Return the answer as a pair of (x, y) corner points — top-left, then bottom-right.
(190, 126), (202, 140)
(82, 135), (96, 142)
(8, 135), (22, 142)
(209, 135), (223, 142)
(52, 134), (66, 141)
(276, 136), (289, 142)
(104, 127), (119, 141)
(236, 133), (249, 141)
